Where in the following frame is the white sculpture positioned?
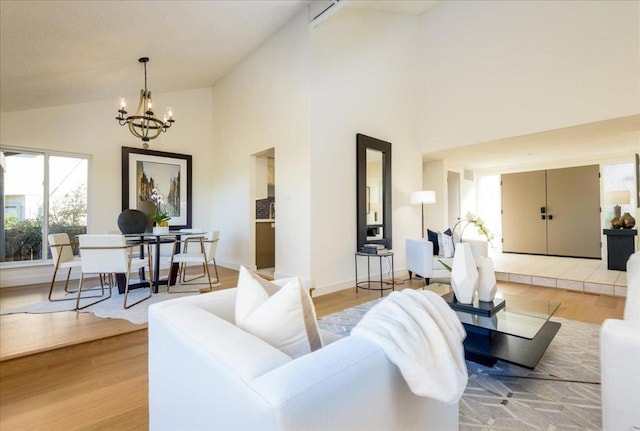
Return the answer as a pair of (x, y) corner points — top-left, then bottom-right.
(450, 243), (478, 304)
(476, 256), (497, 302)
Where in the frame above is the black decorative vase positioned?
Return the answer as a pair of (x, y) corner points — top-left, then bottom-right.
(117, 209), (148, 234)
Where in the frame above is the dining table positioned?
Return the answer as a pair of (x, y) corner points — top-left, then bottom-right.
(119, 230), (206, 294)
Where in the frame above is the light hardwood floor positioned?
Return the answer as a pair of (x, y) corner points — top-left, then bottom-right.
(0, 268), (626, 430)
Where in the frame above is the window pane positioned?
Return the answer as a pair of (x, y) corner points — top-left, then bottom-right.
(603, 163), (635, 223)
(2, 152), (44, 262)
(47, 156), (88, 257)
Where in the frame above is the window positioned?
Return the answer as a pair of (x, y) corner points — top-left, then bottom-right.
(603, 162), (636, 222)
(1, 148), (88, 264)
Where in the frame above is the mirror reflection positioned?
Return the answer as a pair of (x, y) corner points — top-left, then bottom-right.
(366, 149), (384, 240)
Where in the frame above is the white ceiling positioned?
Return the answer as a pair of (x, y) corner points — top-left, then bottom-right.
(0, 0), (310, 112)
(2, 0), (635, 170)
(424, 115), (640, 172)
(0, 0), (440, 113)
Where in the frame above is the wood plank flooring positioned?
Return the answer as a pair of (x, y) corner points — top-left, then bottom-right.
(0, 266), (241, 361)
(0, 268), (626, 431)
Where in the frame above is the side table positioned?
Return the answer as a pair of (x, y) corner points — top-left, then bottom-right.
(603, 229), (637, 271)
(354, 251), (395, 297)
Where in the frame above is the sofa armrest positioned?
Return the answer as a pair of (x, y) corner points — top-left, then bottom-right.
(406, 238), (435, 278)
(150, 287), (238, 323)
(250, 335), (458, 431)
(148, 302), (291, 431)
(624, 251), (640, 321)
(600, 319), (640, 431)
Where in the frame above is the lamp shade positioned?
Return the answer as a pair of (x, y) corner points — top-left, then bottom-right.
(605, 190), (630, 205)
(410, 190), (436, 205)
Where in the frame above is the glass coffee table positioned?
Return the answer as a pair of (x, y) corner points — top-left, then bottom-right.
(426, 284), (561, 369)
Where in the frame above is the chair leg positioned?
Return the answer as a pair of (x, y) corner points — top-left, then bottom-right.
(168, 260), (217, 293)
(204, 261), (213, 291)
(49, 267), (102, 302)
(124, 272), (152, 309)
(408, 270), (413, 280)
(48, 265), (61, 301)
(181, 263), (206, 283)
(75, 273), (112, 310)
(212, 258), (220, 284)
(63, 268), (76, 293)
(167, 257), (175, 294)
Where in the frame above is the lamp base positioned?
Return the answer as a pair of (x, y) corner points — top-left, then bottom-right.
(613, 204), (621, 219)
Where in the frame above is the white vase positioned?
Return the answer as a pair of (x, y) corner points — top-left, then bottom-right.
(153, 226), (169, 234)
(476, 256), (497, 302)
(450, 243), (478, 304)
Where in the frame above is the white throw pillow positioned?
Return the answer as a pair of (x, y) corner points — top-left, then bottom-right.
(442, 234), (454, 258)
(235, 266), (322, 358)
(437, 232), (445, 257)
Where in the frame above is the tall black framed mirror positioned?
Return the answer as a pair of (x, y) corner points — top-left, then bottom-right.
(357, 133), (392, 250)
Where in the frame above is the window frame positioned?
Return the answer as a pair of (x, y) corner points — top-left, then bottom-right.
(1, 146), (91, 268)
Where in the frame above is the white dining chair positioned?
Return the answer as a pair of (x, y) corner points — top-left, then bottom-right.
(78, 234), (153, 309)
(47, 233), (85, 302)
(167, 231), (220, 292)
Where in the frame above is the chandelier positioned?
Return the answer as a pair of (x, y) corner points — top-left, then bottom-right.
(116, 57), (175, 148)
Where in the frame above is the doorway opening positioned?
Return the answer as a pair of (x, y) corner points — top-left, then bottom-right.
(253, 148), (275, 277)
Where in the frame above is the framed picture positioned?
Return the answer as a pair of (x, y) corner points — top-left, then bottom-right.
(122, 147), (192, 229)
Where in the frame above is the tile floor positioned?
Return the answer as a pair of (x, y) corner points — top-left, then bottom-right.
(490, 251), (629, 297)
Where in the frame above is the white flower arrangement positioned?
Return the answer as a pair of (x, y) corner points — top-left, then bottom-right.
(150, 188), (170, 224)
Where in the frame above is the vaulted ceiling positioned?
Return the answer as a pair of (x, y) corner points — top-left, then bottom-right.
(2, 1), (636, 171)
(0, 0), (440, 113)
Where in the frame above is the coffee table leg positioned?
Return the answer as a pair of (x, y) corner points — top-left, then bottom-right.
(379, 255), (383, 297)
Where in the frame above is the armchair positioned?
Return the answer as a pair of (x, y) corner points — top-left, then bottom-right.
(148, 288), (459, 431)
(406, 237), (488, 285)
(600, 251), (640, 431)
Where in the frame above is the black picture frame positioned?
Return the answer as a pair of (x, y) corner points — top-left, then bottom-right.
(121, 146), (192, 229)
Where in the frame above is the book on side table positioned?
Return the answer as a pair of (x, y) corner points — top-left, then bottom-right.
(361, 244), (388, 254)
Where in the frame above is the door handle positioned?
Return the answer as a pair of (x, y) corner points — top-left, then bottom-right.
(547, 214), (553, 220)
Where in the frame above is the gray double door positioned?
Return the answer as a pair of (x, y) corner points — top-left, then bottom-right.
(501, 165), (601, 259)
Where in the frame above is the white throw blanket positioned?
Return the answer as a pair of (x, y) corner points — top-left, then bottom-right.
(351, 289), (467, 404)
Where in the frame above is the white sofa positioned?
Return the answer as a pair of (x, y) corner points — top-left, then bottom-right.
(148, 288), (459, 431)
(406, 238), (488, 285)
(600, 250), (640, 431)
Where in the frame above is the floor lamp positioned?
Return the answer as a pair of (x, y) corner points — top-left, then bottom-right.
(410, 190), (436, 237)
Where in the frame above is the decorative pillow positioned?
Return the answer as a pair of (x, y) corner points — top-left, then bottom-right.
(235, 266), (322, 358)
(427, 229), (440, 256)
(442, 232), (454, 258)
(437, 233), (445, 257)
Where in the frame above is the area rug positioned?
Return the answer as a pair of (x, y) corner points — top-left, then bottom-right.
(0, 286), (199, 325)
(317, 298), (602, 431)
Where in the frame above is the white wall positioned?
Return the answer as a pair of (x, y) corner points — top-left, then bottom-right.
(4, 1), (638, 290)
(309, 9), (423, 294)
(0, 87), (213, 286)
(419, 0), (640, 150)
(210, 10), (311, 279)
(423, 160), (446, 232)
